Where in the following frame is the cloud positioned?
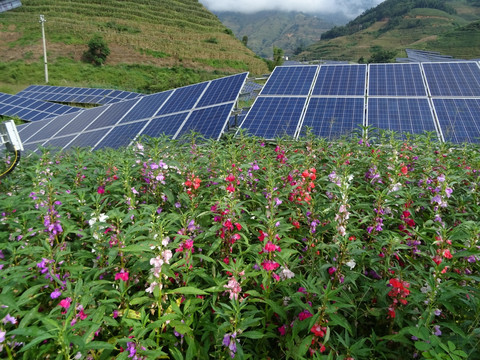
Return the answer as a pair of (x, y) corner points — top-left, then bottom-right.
(199, 0), (385, 18)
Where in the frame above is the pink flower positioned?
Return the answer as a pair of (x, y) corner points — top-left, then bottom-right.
(115, 271), (129, 282)
(226, 183), (235, 193)
(261, 260), (280, 271)
(224, 276), (242, 300)
(263, 241), (281, 253)
(59, 297), (72, 312)
(278, 324), (286, 336)
(226, 174), (236, 182)
(97, 186), (105, 194)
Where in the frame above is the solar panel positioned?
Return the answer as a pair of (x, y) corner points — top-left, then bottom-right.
(313, 65), (366, 96)
(368, 64), (427, 96)
(0, 92), (82, 121)
(197, 73), (247, 107)
(237, 97), (306, 139)
(156, 83), (209, 116)
(85, 99), (141, 130)
(64, 131), (109, 150)
(298, 98), (365, 139)
(367, 98), (438, 137)
(17, 85), (143, 105)
(95, 121), (149, 150)
(117, 91), (173, 124)
(423, 62), (480, 97)
(260, 66), (318, 96)
(432, 98), (480, 143)
(0, 0), (22, 13)
(175, 103), (233, 140)
(140, 113), (190, 138)
(21, 73), (248, 152)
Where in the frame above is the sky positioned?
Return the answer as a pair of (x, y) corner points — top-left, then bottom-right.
(198, 0), (385, 18)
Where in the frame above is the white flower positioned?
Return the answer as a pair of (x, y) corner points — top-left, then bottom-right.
(345, 259), (356, 270)
(162, 236), (170, 246)
(162, 250), (172, 264)
(279, 266), (295, 280)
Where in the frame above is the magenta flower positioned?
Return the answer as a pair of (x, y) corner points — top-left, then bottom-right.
(115, 270), (129, 282)
(97, 186), (105, 194)
(59, 297), (72, 311)
(261, 260), (280, 271)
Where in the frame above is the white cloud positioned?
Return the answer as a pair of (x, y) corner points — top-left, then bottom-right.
(199, 0), (385, 18)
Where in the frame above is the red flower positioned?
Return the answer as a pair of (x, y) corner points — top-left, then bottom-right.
(226, 183), (235, 193)
(97, 186), (105, 194)
(226, 173), (236, 182)
(400, 166), (408, 175)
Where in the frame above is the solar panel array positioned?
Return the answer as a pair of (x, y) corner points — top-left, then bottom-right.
(238, 62), (480, 143)
(0, 92), (82, 121)
(18, 72), (248, 152)
(17, 85), (143, 105)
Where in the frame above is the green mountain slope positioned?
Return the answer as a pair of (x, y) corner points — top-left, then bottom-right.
(297, 0), (480, 61)
(0, 0), (268, 93)
(215, 11), (338, 58)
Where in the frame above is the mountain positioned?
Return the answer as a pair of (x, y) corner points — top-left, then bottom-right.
(296, 0), (480, 62)
(214, 11), (341, 58)
(0, 0), (268, 94)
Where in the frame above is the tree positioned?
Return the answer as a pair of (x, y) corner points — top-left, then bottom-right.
(368, 46), (397, 63)
(83, 34), (110, 66)
(265, 47), (285, 71)
(242, 35), (248, 47)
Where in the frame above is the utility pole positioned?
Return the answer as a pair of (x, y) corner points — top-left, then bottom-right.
(39, 15), (48, 83)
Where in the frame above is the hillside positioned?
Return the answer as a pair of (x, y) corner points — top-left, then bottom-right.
(215, 11), (339, 58)
(0, 0), (268, 94)
(297, 0), (480, 61)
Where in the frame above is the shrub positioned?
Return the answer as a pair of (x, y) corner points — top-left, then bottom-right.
(82, 34), (111, 66)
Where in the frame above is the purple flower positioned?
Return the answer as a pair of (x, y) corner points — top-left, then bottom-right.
(433, 325), (442, 336)
(51, 289), (62, 299)
(2, 313), (16, 325)
(434, 309), (442, 316)
(126, 342), (137, 358)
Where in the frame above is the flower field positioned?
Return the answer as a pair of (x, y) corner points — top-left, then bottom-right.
(0, 131), (479, 359)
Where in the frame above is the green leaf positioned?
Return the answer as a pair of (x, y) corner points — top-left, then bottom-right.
(167, 287), (207, 296)
(85, 341), (116, 350)
(19, 333), (55, 352)
(241, 331), (264, 339)
(415, 341), (432, 352)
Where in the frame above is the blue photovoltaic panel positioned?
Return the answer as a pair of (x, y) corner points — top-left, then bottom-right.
(140, 113), (189, 138)
(18, 119), (53, 143)
(422, 62), (480, 97)
(368, 64), (427, 96)
(156, 83), (208, 115)
(17, 85), (143, 105)
(64, 131), (109, 150)
(176, 103), (233, 140)
(238, 97), (306, 139)
(260, 66), (318, 96)
(85, 99), (140, 130)
(367, 98), (437, 136)
(196, 73), (247, 107)
(41, 135), (78, 151)
(313, 65), (366, 96)
(299, 98), (364, 139)
(0, 92), (81, 121)
(54, 106), (106, 137)
(95, 121), (149, 150)
(433, 98), (480, 143)
(118, 91), (173, 124)
(27, 113), (79, 142)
